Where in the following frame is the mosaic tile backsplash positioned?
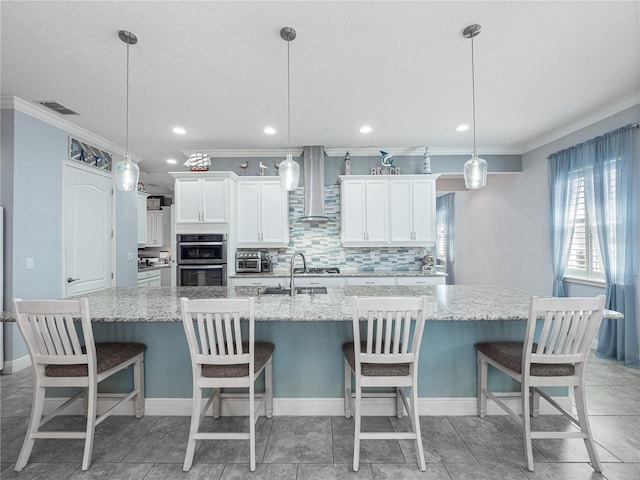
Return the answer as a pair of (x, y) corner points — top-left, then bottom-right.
(268, 185), (434, 272)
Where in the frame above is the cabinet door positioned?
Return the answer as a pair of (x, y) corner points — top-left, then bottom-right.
(236, 181), (261, 244)
(202, 178), (228, 223)
(260, 181), (288, 245)
(147, 275), (162, 287)
(389, 178), (414, 243)
(146, 211), (163, 247)
(412, 178), (436, 242)
(341, 180), (367, 244)
(364, 180), (389, 243)
(174, 178), (203, 223)
(137, 193), (147, 246)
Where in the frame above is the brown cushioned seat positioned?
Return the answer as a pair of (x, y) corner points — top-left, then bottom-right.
(45, 342), (147, 377)
(202, 342), (275, 378)
(476, 341), (575, 377)
(343, 342), (410, 376)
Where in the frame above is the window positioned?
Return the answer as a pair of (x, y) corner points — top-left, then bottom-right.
(565, 165), (617, 282)
(436, 208), (447, 269)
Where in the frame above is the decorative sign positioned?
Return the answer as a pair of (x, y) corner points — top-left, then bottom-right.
(69, 137), (112, 171)
(370, 166), (400, 175)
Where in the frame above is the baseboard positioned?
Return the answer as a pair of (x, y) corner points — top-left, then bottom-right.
(43, 394), (571, 417)
(1, 355), (32, 374)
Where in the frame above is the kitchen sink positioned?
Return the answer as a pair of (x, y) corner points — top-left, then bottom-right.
(261, 286), (328, 295)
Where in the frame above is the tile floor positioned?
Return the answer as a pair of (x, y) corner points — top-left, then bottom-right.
(1, 352), (639, 479)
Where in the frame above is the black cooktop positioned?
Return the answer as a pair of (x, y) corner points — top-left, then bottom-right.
(293, 267), (340, 274)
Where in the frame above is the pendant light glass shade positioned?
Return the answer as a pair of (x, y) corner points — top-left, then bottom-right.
(462, 24), (487, 190)
(279, 152), (300, 191)
(463, 154), (487, 189)
(279, 27), (299, 191)
(114, 30), (140, 191)
(114, 154), (140, 191)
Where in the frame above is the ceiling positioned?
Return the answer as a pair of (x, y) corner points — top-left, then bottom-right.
(2, 1), (639, 193)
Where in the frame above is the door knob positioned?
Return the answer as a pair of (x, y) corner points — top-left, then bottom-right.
(67, 277), (80, 283)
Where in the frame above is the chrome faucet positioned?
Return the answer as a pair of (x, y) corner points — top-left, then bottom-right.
(290, 252), (307, 296)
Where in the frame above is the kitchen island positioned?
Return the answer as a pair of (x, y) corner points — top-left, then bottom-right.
(4, 285), (622, 416)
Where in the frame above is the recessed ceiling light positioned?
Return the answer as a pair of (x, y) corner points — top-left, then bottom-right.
(456, 124), (470, 132)
(166, 158), (177, 164)
(264, 127), (276, 135)
(360, 125), (372, 134)
(172, 127), (186, 135)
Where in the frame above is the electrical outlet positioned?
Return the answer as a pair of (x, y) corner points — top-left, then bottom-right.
(127, 253), (134, 261)
(26, 257), (34, 270)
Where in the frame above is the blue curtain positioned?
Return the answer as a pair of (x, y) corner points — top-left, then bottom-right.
(588, 125), (638, 367)
(548, 150), (580, 297)
(436, 193), (455, 284)
(550, 124), (637, 367)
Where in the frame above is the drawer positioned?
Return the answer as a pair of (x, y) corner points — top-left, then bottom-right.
(231, 277), (284, 287)
(345, 277), (396, 286)
(396, 277), (445, 286)
(295, 277), (345, 287)
(137, 269), (161, 281)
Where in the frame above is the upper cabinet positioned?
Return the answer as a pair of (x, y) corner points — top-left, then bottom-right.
(340, 175), (439, 247)
(171, 172), (231, 224)
(341, 178), (389, 246)
(236, 178), (289, 247)
(145, 210), (163, 247)
(389, 177), (437, 243)
(137, 192), (147, 246)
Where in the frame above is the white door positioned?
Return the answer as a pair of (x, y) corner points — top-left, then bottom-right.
(341, 180), (367, 243)
(201, 178), (228, 223)
(64, 163), (113, 297)
(412, 178), (437, 242)
(260, 181), (287, 244)
(174, 178), (202, 223)
(236, 181), (261, 244)
(364, 179), (389, 243)
(389, 178), (414, 243)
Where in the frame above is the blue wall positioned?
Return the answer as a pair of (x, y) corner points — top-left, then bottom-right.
(1, 108), (138, 362)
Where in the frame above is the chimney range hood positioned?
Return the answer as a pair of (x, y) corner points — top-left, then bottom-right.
(300, 146), (329, 223)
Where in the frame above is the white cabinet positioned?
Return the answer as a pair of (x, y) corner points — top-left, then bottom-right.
(340, 175), (438, 247)
(145, 211), (163, 247)
(230, 277), (284, 288)
(295, 277), (345, 287)
(340, 178), (388, 246)
(396, 276), (445, 286)
(172, 173), (229, 224)
(137, 193), (147, 246)
(389, 177), (437, 244)
(236, 179), (289, 247)
(137, 269), (161, 287)
(345, 277), (396, 286)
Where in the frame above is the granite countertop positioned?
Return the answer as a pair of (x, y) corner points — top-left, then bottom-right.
(230, 271), (447, 278)
(2, 285), (621, 323)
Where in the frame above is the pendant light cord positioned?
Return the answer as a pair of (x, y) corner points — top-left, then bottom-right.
(125, 40), (130, 159)
(471, 34), (477, 157)
(287, 38), (291, 156)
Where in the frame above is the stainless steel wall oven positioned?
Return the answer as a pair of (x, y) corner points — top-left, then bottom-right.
(176, 234), (227, 286)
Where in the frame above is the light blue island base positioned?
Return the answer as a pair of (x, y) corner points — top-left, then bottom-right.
(90, 319), (564, 416)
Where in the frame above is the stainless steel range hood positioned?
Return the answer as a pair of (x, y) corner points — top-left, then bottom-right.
(301, 146), (329, 223)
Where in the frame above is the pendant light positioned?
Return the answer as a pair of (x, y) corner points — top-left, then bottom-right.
(114, 30), (140, 191)
(462, 24), (487, 190)
(279, 26), (300, 191)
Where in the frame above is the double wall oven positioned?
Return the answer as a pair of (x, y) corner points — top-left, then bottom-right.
(176, 234), (227, 286)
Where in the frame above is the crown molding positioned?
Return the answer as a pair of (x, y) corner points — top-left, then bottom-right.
(1, 96), (142, 163)
(522, 91), (640, 153)
(181, 148), (304, 158)
(181, 146), (520, 158)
